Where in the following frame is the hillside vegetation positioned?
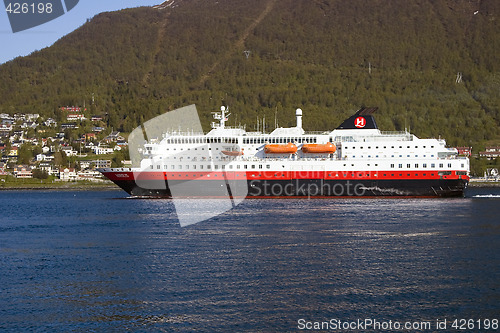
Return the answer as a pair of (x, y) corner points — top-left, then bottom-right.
(0, 0), (499, 149)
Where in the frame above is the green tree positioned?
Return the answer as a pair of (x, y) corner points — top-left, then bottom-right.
(17, 144), (33, 165)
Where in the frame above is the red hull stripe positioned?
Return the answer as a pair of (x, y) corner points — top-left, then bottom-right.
(103, 170), (469, 181)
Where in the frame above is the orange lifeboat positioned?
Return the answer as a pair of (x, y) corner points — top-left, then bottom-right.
(264, 142), (298, 154)
(301, 142), (336, 154)
(222, 149), (244, 156)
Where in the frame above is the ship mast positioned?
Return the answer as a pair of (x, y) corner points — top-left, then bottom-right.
(211, 106), (230, 129)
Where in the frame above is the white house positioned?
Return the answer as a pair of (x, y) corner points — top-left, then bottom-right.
(59, 168), (77, 181)
(92, 146), (114, 155)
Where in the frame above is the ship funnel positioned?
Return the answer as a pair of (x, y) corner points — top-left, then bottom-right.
(296, 108), (303, 129)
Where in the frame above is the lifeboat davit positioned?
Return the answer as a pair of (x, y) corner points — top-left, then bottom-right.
(264, 142), (298, 154)
(222, 149), (244, 156)
(301, 142), (336, 154)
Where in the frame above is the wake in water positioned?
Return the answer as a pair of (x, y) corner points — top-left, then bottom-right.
(472, 194), (500, 198)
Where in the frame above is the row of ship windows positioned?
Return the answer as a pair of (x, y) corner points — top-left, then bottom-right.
(151, 162), (464, 170)
(164, 137), (238, 144)
(152, 164), (272, 170)
(242, 137), (318, 144)
(351, 154), (434, 158)
(345, 145), (435, 150)
(153, 171), (466, 178)
(162, 137), (319, 145)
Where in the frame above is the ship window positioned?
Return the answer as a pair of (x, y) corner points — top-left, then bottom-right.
(360, 147), (363, 149)
(244, 165), (248, 169)
(407, 164), (411, 168)
(214, 165), (218, 170)
(237, 165), (241, 169)
(171, 165), (174, 169)
(368, 146), (371, 149)
(266, 165), (270, 169)
(200, 165), (203, 170)
(178, 165), (182, 169)
(461, 164), (464, 168)
(423, 173), (426, 176)
(259, 165), (263, 169)
(150, 165), (153, 169)
(252, 165), (256, 169)
(423, 164), (427, 168)
(431, 146), (434, 148)
(431, 164), (435, 168)
(229, 165), (233, 169)
(448, 163), (452, 168)
(431, 155), (434, 157)
(157, 165), (160, 169)
(399, 164), (403, 168)
(407, 146), (410, 149)
(399, 146), (402, 149)
(439, 163), (443, 168)
(415, 164), (419, 168)
(399, 155), (402, 157)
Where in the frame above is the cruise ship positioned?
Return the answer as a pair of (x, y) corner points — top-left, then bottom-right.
(98, 106), (469, 198)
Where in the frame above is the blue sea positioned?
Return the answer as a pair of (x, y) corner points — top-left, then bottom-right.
(1, 188), (499, 332)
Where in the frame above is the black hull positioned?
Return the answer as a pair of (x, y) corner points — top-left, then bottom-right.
(108, 178), (468, 198)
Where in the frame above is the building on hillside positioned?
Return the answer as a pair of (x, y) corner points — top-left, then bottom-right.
(8, 146), (18, 157)
(92, 146), (114, 155)
(103, 131), (124, 143)
(13, 165), (32, 178)
(479, 147), (500, 160)
(61, 146), (78, 157)
(92, 160), (112, 168)
(61, 123), (78, 130)
(456, 147), (472, 157)
(0, 162), (7, 175)
(67, 114), (86, 121)
(59, 168), (77, 181)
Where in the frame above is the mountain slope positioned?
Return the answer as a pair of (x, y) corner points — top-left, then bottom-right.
(0, 0), (498, 147)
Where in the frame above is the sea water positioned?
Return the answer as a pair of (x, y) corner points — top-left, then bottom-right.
(1, 188), (499, 332)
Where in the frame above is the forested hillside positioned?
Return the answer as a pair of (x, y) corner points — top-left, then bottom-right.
(0, 0), (499, 149)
